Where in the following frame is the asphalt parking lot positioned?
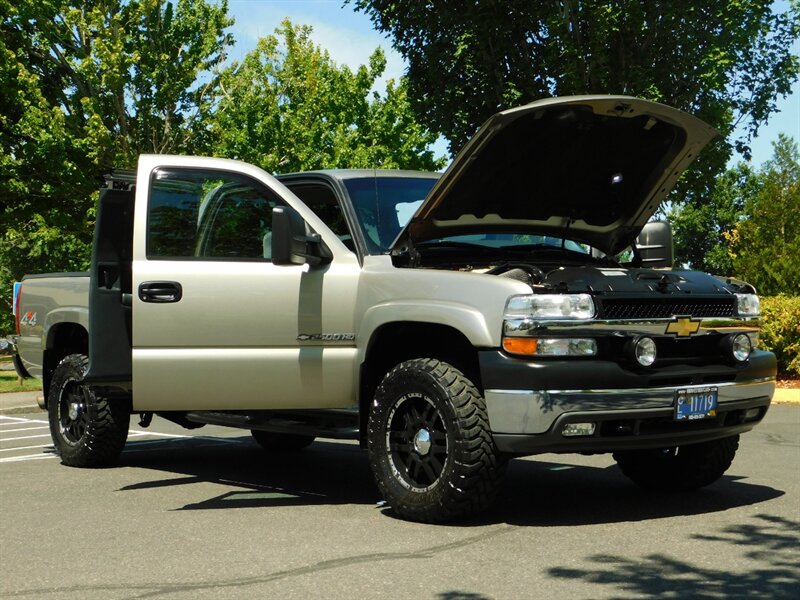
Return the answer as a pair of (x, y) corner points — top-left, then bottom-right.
(1, 406), (798, 599)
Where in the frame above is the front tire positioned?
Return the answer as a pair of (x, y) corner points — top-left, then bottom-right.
(47, 354), (129, 467)
(368, 358), (505, 523)
(613, 435), (739, 491)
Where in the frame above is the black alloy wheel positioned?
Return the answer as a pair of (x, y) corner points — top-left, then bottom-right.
(385, 393), (449, 492)
(47, 354), (129, 467)
(57, 377), (90, 445)
(368, 358), (506, 523)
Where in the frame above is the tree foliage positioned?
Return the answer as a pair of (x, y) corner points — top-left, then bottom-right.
(0, 0), (234, 333)
(199, 20), (443, 173)
(0, 4), (443, 335)
(353, 0), (799, 200)
(670, 134), (800, 290)
(669, 162), (760, 274)
(726, 135), (800, 295)
(1, 0), (233, 202)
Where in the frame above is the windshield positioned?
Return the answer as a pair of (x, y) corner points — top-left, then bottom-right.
(343, 176), (438, 253)
(342, 176), (592, 256)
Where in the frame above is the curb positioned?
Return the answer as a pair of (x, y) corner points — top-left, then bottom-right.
(773, 387), (800, 405)
(0, 391), (44, 415)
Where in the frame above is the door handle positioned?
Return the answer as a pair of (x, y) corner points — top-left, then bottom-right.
(138, 281), (183, 303)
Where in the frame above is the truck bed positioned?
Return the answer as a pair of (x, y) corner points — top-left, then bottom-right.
(15, 273), (90, 378)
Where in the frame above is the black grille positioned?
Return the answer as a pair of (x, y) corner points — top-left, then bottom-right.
(598, 298), (736, 320)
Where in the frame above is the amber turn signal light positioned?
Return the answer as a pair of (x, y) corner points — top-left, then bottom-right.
(502, 337), (538, 355)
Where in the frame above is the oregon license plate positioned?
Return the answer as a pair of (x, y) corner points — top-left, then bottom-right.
(675, 387), (718, 421)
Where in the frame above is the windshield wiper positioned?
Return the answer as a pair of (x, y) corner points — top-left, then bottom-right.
(416, 240), (493, 251)
(498, 243), (586, 256)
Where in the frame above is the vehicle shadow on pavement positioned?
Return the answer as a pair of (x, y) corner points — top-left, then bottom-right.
(116, 437), (784, 525)
(117, 438), (380, 509)
(482, 458), (785, 527)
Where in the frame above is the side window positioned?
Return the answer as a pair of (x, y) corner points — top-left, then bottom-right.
(148, 168), (280, 261)
(288, 183), (351, 238)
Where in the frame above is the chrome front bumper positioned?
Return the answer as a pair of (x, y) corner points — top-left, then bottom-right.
(485, 378), (775, 435)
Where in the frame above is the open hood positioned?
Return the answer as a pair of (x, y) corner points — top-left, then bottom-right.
(392, 95), (717, 256)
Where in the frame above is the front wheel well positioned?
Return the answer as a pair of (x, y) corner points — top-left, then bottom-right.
(358, 322), (482, 446)
(43, 324), (88, 397)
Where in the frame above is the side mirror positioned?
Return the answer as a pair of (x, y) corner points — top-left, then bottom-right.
(636, 221), (674, 269)
(271, 206), (332, 266)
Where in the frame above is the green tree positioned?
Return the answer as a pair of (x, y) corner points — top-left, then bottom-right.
(0, 0), (233, 334)
(727, 134), (800, 294)
(669, 163), (761, 273)
(199, 19), (444, 173)
(352, 0), (799, 199)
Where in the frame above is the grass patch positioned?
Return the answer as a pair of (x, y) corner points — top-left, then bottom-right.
(0, 369), (42, 394)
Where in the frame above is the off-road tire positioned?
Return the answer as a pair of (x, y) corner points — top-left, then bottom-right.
(613, 435), (739, 491)
(47, 354), (129, 467)
(367, 358), (506, 523)
(250, 430), (315, 451)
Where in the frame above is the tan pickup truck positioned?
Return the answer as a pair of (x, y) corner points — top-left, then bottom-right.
(12, 96), (776, 522)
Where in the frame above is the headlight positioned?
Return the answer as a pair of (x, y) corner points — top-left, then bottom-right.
(736, 294), (760, 317)
(505, 294), (596, 321)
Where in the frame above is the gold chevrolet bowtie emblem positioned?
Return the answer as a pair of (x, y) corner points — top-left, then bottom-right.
(665, 316), (701, 337)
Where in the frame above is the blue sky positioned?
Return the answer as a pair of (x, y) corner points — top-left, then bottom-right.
(226, 0), (799, 168)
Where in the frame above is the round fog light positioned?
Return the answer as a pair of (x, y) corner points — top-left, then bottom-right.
(634, 337), (657, 367)
(731, 333), (752, 362)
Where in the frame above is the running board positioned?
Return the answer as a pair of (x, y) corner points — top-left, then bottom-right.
(183, 410), (360, 440)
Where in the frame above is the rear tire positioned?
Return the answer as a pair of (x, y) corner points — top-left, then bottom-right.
(48, 354), (129, 467)
(250, 430), (315, 451)
(368, 358), (506, 523)
(613, 435), (739, 491)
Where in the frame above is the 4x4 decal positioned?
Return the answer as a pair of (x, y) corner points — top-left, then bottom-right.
(20, 312), (38, 327)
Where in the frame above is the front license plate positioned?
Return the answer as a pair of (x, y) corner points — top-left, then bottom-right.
(675, 387), (718, 421)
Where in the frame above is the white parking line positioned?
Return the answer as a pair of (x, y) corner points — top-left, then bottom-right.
(0, 454), (57, 463)
(0, 426), (49, 433)
(0, 444), (50, 453)
(0, 416), (29, 423)
(0, 416), (48, 425)
(0, 416), (248, 463)
(129, 430), (191, 439)
(0, 434), (52, 442)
